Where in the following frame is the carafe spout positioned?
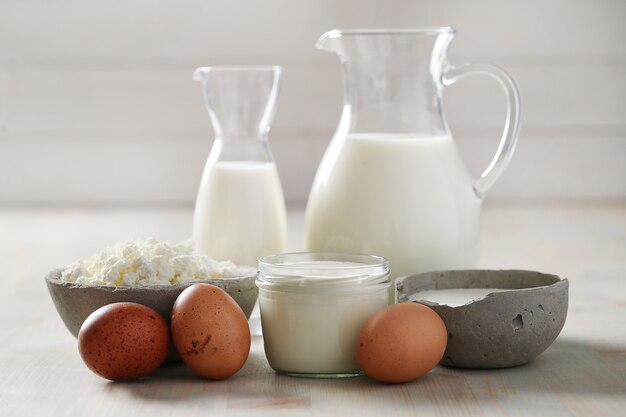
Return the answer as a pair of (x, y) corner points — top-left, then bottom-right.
(193, 66), (282, 142)
(193, 67), (210, 82)
(315, 29), (342, 54)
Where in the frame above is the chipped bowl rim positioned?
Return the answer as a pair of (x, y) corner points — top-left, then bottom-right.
(395, 269), (569, 309)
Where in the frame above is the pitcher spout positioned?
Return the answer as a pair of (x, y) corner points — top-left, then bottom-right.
(316, 28), (455, 56)
(315, 28), (456, 135)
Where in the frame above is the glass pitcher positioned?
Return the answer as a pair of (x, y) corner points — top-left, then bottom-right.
(192, 66), (287, 267)
(305, 28), (521, 278)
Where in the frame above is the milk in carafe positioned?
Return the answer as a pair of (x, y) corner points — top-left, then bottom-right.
(193, 161), (286, 267)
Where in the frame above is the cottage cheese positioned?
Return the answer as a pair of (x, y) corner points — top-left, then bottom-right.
(61, 238), (255, 287)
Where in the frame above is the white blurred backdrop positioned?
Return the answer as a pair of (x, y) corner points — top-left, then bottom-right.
(0, 0), (624, 204)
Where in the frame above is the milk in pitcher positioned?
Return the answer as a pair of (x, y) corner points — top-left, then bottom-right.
(305, 133), (481, 278)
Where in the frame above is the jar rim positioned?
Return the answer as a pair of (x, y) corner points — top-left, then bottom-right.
(260, 252), (388, 269)
(257, 252), (390, 290)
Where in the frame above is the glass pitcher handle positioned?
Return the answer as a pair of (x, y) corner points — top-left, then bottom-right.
(442, 63), (521, 198)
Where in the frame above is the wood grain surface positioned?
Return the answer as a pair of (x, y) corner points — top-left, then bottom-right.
(0, 203), (625, 416)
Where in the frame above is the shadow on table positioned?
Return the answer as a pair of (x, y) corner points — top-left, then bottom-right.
(435, 337), (626, 396)
(106, 336), (625, 405)
(102, 351), (257, 403)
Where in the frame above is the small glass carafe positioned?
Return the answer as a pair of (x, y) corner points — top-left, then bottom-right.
(192, 66), (287, 267)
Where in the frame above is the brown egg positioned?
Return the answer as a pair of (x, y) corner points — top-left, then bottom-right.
(171, 283), (250, 379)
(78, 302), (170, 381)
(355, 302), (447, 383)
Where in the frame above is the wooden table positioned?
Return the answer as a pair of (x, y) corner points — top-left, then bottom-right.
(1, 203), (625, 416)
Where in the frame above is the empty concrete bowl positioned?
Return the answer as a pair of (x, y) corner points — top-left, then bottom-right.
(45, 268), (258, 361)
(395, 270), (568, 369)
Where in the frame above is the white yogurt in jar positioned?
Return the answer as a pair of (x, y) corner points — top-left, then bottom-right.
(257, 253), (390, 377)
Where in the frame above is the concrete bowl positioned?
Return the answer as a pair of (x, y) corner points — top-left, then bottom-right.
(45, 268), (258, 361)
(395, 270), (568, 369)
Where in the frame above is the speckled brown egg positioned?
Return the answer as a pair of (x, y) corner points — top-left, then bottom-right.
(355, 302), (447, 383)
(171, 283), (250, 379)
(78, 302), (170, 381)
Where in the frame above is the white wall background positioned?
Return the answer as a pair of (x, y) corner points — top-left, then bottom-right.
(0, 0), (624, 204)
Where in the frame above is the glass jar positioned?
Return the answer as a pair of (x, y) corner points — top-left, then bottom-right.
(257, 252), (390, 378)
